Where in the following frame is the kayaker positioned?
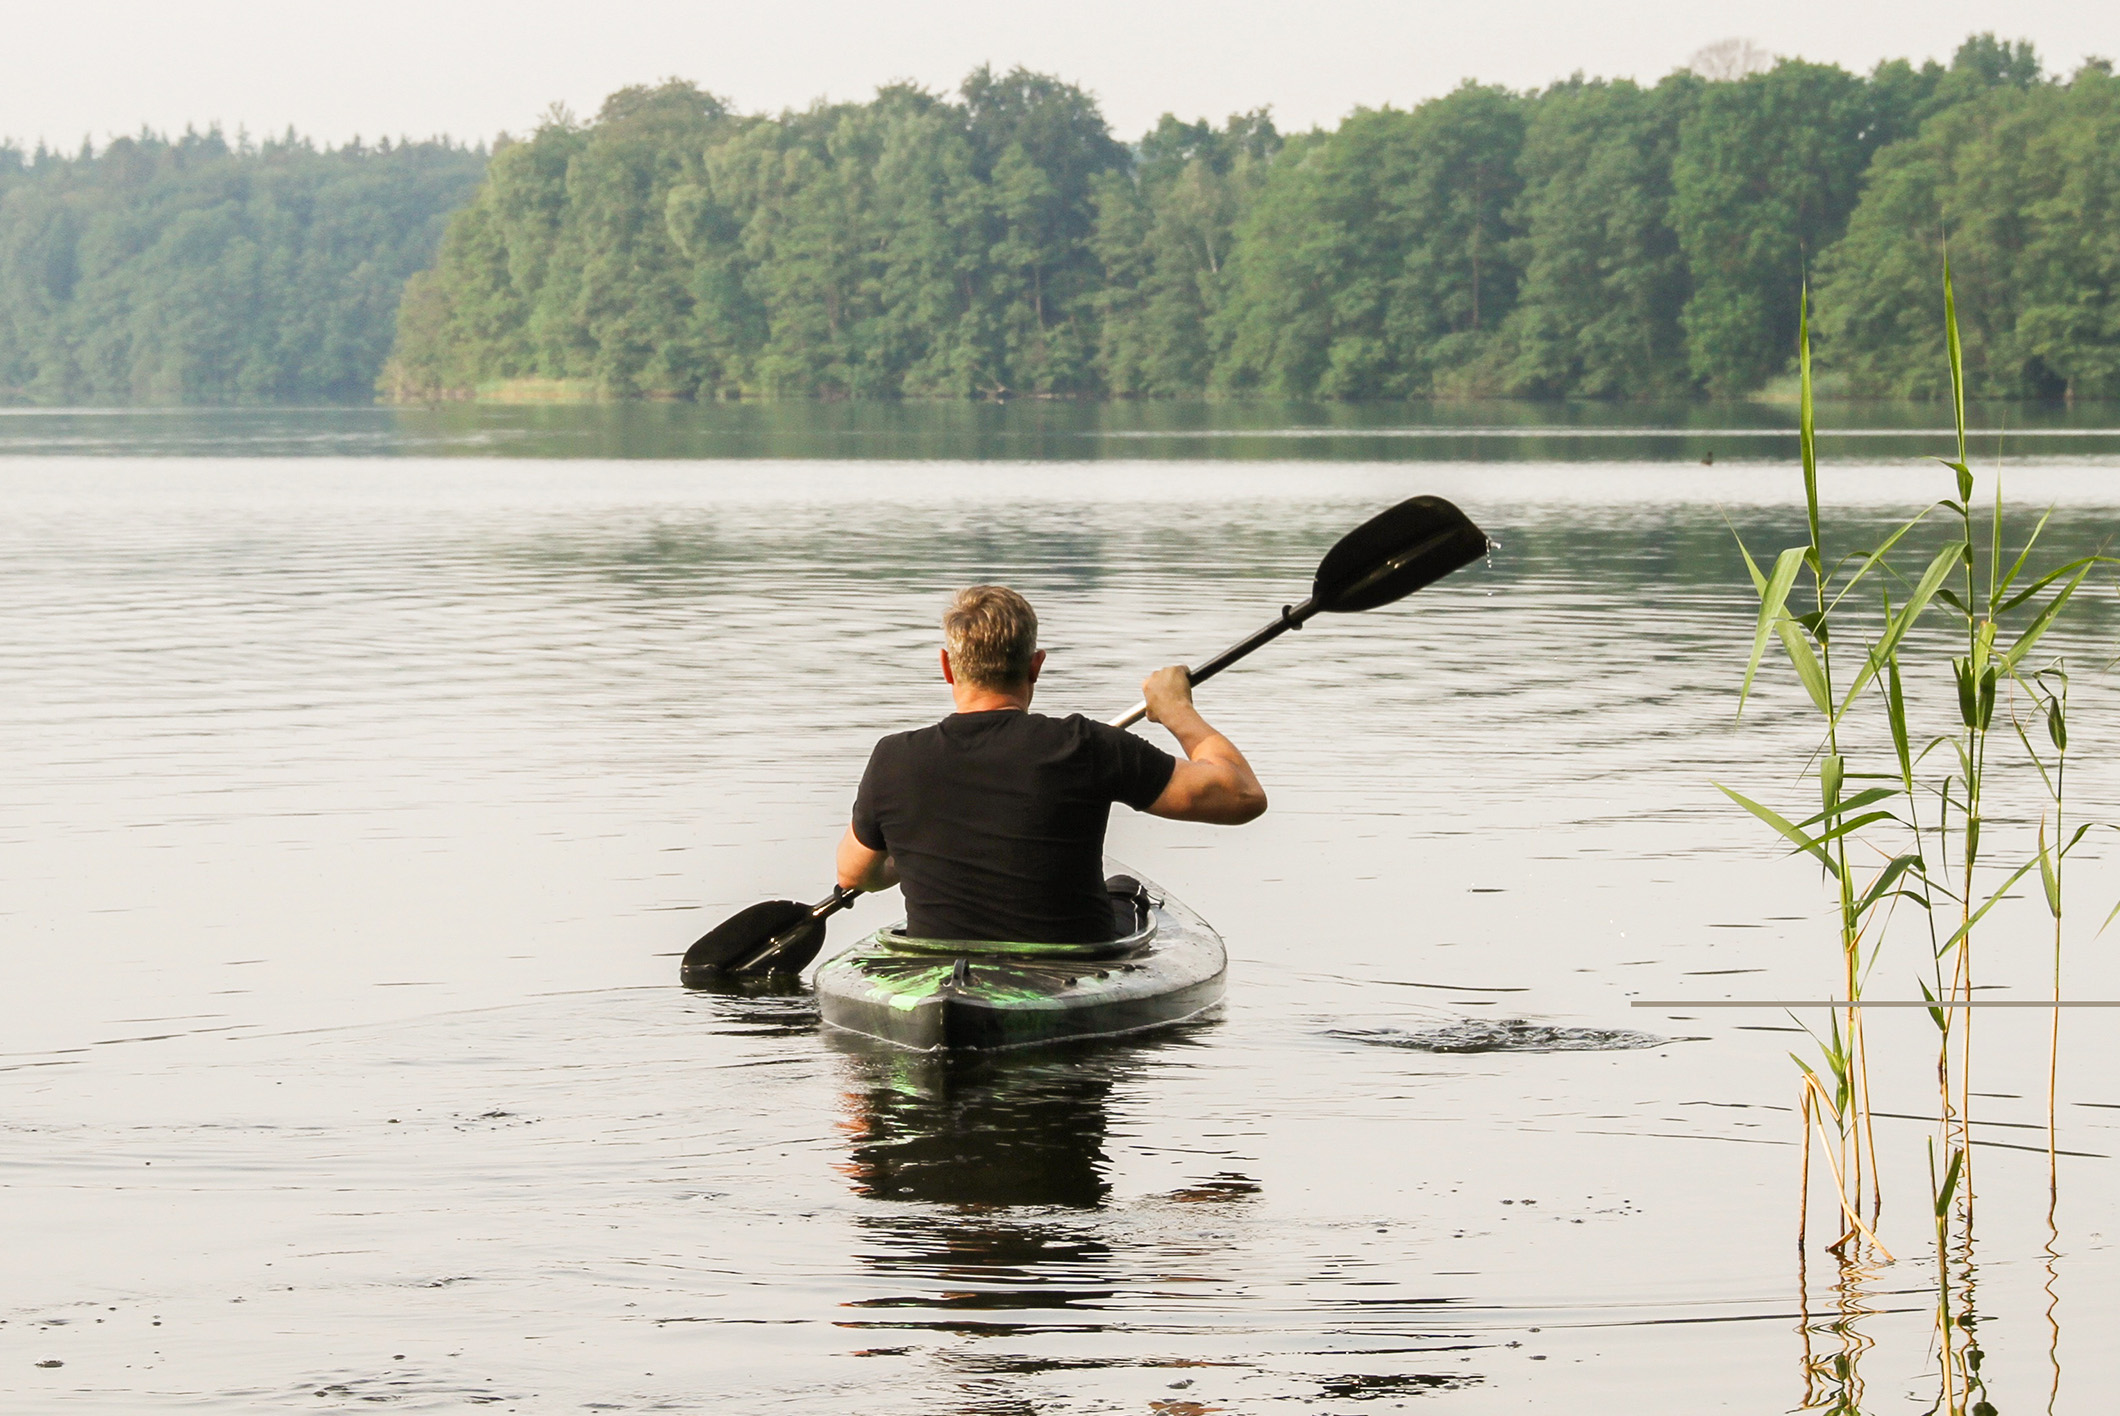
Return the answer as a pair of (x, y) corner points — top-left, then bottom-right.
(835, 585), (1267, 943)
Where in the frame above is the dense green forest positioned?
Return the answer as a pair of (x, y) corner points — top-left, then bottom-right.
(0, 132), (484, 402)
(386, 35), (2118, 404)
(2, 35), (2111, 405)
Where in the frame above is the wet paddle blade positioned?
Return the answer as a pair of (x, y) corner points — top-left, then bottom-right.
(738, 913), (831, 977)
(1313, 495), (1488, 613)
(682, 900), (814, 986)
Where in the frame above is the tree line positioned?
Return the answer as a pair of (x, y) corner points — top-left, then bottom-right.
(389, 36), (2116, 404)
(2, 35), (2110, 406)
(0, 131), (484, 403)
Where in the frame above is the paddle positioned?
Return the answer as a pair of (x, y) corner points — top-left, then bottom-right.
(680, 493), (1488, 986)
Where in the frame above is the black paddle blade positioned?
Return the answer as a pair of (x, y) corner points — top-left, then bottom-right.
(681, 900), (822, 986)
(737, 913), (831, 977)
(1312, 495), (1488, 613)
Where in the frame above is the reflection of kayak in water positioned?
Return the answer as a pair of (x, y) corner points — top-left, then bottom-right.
(828, 1034), (1138, 1206)
(815, 860), (1225, 1052)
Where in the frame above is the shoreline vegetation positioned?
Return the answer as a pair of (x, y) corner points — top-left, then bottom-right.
(377, 33), (2120, 408)
(0, 133), (484, 405)
(2, 34), (2115, 408)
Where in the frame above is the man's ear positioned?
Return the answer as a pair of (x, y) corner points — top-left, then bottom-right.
(1027, 648), (1046, 684)
(939, 647), (956, 685)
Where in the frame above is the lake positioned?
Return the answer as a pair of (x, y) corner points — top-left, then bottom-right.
(3, 405), (2118, 1412)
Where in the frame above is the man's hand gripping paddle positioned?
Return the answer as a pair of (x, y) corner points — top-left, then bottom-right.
(680, 494), (1490, 986)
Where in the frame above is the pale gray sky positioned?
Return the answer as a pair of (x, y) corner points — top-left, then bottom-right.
(4, 0), (2116, 151)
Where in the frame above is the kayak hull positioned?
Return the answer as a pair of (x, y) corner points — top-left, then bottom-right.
(814, 861), (1225, 1052)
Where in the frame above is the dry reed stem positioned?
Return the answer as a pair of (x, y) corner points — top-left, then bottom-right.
(1800, 1073), (1895, 1261)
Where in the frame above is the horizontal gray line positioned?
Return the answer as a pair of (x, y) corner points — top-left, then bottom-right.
(1632, 1000), (2112, 1009)
(1096, 427), (2120, 441)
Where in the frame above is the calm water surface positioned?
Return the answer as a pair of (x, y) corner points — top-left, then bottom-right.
(4, 417), (2119, 1412)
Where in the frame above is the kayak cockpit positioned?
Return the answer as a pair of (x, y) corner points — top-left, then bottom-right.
(872, 875), (1159, 963)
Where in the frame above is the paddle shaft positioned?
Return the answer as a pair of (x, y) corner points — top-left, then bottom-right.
(791, 884), (864, 931)
(1105, 519), (1472, 729)
(1108, 596), (1322, 729)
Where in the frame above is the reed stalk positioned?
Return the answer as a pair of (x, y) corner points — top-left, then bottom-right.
(1731, 258), (2115, 1413)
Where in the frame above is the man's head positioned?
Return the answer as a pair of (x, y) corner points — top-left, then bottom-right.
(941, 585), (1042, 693)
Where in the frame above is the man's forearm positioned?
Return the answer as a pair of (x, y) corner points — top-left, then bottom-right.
(1161, 703), (1248, 771)
(1139, 663), (1268, 824)
(1157, 701), (1212, 755)
(838, 853), (899, 892)
(835, 827), (899, 892)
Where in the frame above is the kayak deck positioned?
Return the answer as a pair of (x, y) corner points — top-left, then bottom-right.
(814, 861), (1225, 1052)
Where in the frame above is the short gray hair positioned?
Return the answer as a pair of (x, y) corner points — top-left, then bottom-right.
(942, 585), (1038, 687)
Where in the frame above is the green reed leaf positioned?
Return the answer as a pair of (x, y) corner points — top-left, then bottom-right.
(1826, 509), (1938, 613)
(1935, 1145), (1964, 1218)
(1838, 541), (1962, 714)
(1795, 786), (1898, 831)
(1855, 854), (1925, 919)
(1952, 656), (1985, 729)
(1798, 288), (1821, 569)
(2009, 697), (2060, 797)
(1717, 783), (1841, 877)
(1733, 530), (1767, 594)
(1776, 619), (1832, 713)
(1885, 651), (1913, 787)
(1739, 545), (1807, 719)
(1945, 251), (1969, 479)
(1936, 856), (2039, 956)
(2038, 824), (2061, 918)
(1989, 470), (2005, 612)
(1806, 809), (1900, 852)
(1995, 503), (2057, 601)
(1998, 557), (2096, 615)
(2002, 562), (2095, 672)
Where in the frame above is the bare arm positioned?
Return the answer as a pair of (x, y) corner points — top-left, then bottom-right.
(836, 824), (899, 894)
(1140, 666), (1268, 825)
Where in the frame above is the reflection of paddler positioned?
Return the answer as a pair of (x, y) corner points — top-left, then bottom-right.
(831, 1038), (1144, 1208)
(830, 1034), (1265, 1380)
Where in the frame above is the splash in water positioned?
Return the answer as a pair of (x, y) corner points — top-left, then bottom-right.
(1332, 1018), (1667, 1054)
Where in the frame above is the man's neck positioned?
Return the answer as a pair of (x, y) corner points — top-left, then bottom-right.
(951, 681), (1033, 714)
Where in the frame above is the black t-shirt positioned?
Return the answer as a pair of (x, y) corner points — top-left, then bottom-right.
(851, 709), (1178, 943)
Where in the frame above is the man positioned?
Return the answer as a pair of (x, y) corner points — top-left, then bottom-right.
(835, 585), (1267, 943)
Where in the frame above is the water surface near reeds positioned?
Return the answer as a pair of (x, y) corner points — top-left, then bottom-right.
(3, 440), (2118, 1411)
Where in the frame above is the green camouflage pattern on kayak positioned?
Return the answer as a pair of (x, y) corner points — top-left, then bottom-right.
(814, 859), (1227, 1051)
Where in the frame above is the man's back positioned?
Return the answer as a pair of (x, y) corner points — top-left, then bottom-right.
(851, 708), (1175, 943)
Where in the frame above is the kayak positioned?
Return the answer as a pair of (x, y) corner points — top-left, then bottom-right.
(814, 860), (1226, 1051)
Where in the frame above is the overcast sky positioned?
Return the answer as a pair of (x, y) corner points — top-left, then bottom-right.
(5, 1), (2117, 152)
